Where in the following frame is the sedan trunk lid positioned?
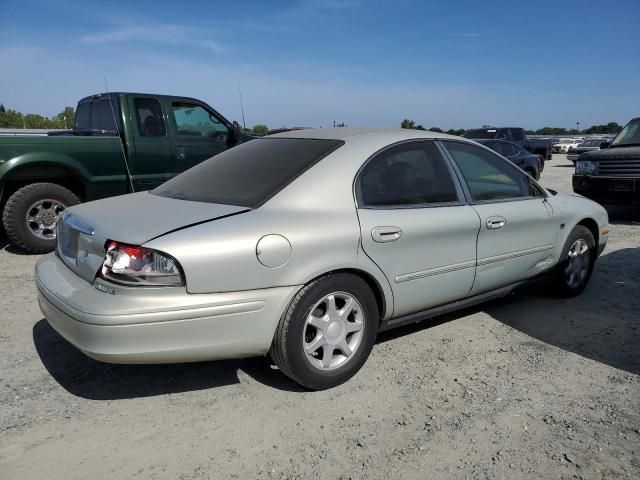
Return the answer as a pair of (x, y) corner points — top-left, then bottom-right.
(57, 192), (249, 283)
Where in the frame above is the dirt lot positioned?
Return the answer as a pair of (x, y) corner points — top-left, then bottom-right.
(1, 154), (639, 480)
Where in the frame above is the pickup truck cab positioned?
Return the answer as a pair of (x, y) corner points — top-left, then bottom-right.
(0, 92), (247, 252)
(573, 117), (640, 205)
(463, 127), (552, 163)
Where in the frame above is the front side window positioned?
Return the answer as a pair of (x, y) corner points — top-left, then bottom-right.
(172, 103), (228, 143)
(443, 141), (531, 202)
(134, 98), (166, 137)
(357, 141), (458, 207)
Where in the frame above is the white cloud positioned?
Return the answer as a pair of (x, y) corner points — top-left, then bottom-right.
(79, 24), (225, 53)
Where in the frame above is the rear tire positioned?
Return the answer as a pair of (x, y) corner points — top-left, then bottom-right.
(550, 225), (596, 297)
(270, 273), (379, 390)
(2, 182), (80, 253)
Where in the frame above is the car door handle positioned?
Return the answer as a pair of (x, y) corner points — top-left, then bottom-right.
(486, 216), (506, 230)
(372, 226), (402, 243)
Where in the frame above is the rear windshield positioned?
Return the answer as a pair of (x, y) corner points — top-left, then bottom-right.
(74, 98), (120, 132)
(464, 129), (498, 139)
(152, 138), (343, 208)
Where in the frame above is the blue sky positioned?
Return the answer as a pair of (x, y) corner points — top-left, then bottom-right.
(1, 0), (639, 130)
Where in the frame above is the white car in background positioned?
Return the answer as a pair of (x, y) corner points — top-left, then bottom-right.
(553, 138), (582, 153)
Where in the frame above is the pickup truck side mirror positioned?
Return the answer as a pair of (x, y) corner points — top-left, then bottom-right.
(599, 141), (610, 149)
(232, 121), (241, 144)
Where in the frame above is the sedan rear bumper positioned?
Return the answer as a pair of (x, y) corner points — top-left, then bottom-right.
(36, 254), (300, 364)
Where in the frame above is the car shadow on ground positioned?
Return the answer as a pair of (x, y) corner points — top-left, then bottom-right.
(0, 234), (32, 255)
(34, 248), (639, 399)
(32, 320), (306, 399)
(381, 247), (640, 376)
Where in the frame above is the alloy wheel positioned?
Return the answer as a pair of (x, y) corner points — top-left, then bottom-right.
(302, 291), (365, 371)
(25, 199), (66, 240)
(565, 239), (590, 288)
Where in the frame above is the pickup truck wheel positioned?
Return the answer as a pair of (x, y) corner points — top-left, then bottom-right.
(270, 273), (379, 390)
(2, 183), (80, 253)
(550, 225), (596, 297)
(537, 154), (545, 172)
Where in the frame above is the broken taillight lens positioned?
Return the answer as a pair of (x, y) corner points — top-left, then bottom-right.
(100, 241), (184, 286)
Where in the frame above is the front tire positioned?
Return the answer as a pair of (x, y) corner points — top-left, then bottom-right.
(551, 225), (596, 297)
(270, 273), (379, 390)
(2, 182), (80, 253)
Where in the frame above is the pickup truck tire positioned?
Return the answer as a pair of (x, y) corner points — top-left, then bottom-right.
(2, 182), (80, 253)
(550, 225), (596, 297)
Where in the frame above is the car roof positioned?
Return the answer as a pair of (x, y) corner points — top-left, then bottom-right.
(267, 127), (459, 142)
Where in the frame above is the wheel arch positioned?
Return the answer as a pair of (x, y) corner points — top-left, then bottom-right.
(576, 217), (599, 249)
(304, 268), (389, 323)
(1, 162), (88, 202)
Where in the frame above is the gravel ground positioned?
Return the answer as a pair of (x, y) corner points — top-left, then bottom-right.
(1, 154), (639, 479)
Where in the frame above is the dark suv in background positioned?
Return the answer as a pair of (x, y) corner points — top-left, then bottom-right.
(464, 127), (552, 164)
(573, 117), (640, 205)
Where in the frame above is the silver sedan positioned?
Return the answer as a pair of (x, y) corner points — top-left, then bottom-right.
(36, 129), (609, 389)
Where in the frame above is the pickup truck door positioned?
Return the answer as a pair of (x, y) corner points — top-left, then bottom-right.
(169, 101), (231, 172)
(128, 96), (178, 190)
(441, 140), (558, 294)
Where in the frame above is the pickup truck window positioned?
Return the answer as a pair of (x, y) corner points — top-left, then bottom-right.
(74, 99), (118, 132)
(134, 98), (166, 137)
(510, 129), (525, 142)
(172, 103), (228, 143)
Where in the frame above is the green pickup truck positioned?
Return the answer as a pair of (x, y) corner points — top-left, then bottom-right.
(0, 92), (249, 253)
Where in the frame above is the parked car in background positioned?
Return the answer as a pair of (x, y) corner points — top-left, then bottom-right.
(567, 138), (608, 162)
(36, 128), (608, 390)
(474, 139), (542, 179)
(573, 117), (640, 205)
(0, 92), (249, 253)
(552, 138), (582, 153)
(463, 127), (551, 164)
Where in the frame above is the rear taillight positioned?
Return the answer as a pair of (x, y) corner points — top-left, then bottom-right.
(100, 240), (184, 286)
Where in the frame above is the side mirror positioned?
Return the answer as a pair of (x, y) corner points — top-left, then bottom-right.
(599, 141), (610, 149)
(232, 121), (241, 144)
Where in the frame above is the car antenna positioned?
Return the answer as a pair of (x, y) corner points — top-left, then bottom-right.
(238, 83), (247, 132)
(104, 77), (135, 193)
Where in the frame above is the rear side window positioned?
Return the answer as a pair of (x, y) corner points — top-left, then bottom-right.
(357, 141), (459, 207)
(152, 138), (343, 208)
(135, 98), (166, 137)
(443, 141), (531, 201)
(510, 129), (525, 142)
(74, 99), (119, 132)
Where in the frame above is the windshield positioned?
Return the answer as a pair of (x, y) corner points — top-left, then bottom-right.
(463, 129), (498, 139)
(152, 138), (343, 208)
(610, 119), (640, 147)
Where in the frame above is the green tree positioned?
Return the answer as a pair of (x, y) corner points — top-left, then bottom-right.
(446, 128), (465, 136)
(401, 119), (415, 129)
(428, 126), (444, 133)
(0, 104), (5, 113)
(54, 107), (75, 129)
(251, 124), (269, 136)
